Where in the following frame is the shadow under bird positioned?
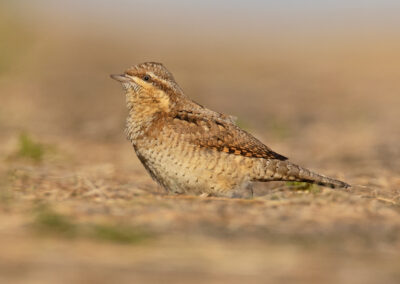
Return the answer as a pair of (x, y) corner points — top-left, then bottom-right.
(111, 62), (350, 197)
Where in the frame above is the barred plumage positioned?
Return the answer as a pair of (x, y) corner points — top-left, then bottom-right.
(111, 62), (349, 197)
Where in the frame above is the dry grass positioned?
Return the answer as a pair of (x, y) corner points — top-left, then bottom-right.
(1, 134), (399, 283)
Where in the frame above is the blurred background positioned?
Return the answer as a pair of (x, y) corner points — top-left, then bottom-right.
(1, 0), (400, 169)
(1, 1), (400, 283)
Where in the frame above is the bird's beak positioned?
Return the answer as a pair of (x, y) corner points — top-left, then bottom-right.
(110, 74), (130, 82)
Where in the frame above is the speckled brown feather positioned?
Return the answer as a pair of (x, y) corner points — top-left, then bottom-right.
(111, 62), (350, 197)
(170, 109), (287, 160)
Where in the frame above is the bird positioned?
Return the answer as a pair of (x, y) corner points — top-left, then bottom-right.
(111, 62), (350, 197)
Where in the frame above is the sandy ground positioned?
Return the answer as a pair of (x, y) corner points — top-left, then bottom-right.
(0, 134), (399, 284)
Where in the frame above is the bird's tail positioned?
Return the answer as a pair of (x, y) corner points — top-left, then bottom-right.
(254, 159), (350, 189)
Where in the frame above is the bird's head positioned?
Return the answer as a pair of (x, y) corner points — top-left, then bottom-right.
(111, 62), (183, 116)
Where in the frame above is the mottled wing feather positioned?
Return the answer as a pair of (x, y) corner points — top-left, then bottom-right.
(169, 109), (287, 160)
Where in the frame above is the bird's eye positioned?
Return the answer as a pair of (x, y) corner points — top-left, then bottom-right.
(143, 75), (150, 81)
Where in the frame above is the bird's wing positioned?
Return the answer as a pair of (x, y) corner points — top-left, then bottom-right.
(169, 108), (287, 160)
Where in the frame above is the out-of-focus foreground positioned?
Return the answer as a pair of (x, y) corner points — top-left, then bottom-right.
(0, 1), (400, 283)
